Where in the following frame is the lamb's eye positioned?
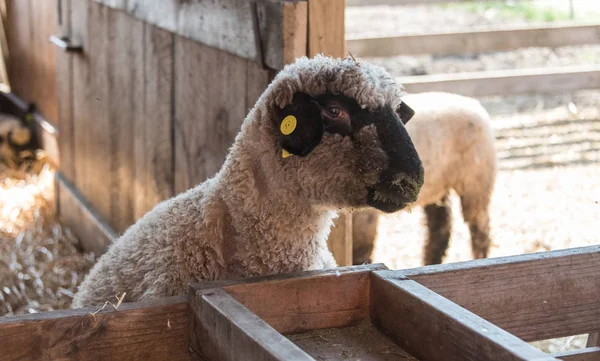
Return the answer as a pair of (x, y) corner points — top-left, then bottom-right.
(325, 107), (342, 118)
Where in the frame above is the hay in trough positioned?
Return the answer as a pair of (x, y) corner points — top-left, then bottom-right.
(0, 151), (95, 317)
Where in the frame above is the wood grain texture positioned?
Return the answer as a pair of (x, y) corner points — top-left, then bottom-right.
(398, 64), (600, 97)
(370, 273), (559, 361)
(399, 245), (600, 342)
(190, 288), (314, 361)
(347, 23), (600, 58)
(0, 295), (190, 361)
(245, 60), (272, 115)
(308, 0), (345, 58)
(70, 0), (113, 236)
(55, 0), (75, 180)
(174, 38), (248, 192)
(108, 9), (144, 233)
(256, 0), (308, 69)
(93, 0), (301, 69)
(4, 0), (58, 123)
(191, 264), (387, 335)
(552, 347), (600, 361)
(282, 1), (308, 65)
(134, 24), (175, 220)
(56, 171), (117, 256)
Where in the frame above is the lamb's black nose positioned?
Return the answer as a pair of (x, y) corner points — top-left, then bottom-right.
(391, 170), (423, 203)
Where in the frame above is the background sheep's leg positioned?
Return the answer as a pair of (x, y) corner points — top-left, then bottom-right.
(422, 195), (452, 265)
(351, 209), (380, 265)
(460, 192), (492, 260)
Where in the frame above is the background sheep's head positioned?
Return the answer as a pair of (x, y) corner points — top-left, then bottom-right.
(271, 89), (424, 214)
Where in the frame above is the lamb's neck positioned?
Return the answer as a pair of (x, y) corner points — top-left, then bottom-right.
(217, 150), (332, 233)
(213, 142), (336, 275)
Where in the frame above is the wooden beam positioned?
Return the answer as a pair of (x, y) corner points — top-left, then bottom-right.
(55, 171), (118, 256)
(397, 244), (600, 342)
(347, 23), (600, 57)
(398, 64), (600, 97)
(370, 273), (559, 361)
(552, 347), (600, 361)
(257, 0), (308, 69)
(91, 0), (307, 70)
(326, 213), (353, 266)
(0, 296), (191, 361)
(189, 288), (314, 361)
(190, 263), (386, 335)
(308, 0), (345, 58)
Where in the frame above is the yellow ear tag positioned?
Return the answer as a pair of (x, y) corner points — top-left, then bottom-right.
(282, 149), (291, 158)
(280, 115), (297, 135)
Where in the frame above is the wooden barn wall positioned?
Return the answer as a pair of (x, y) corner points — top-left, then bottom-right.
(56, 0), (274, 253)
(4, 0), (58, 123)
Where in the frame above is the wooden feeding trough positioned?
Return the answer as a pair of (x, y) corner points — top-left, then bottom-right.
(1, 244), (599, 361)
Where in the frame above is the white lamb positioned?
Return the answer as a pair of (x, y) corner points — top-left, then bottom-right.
(71, 55), (425, 307)
(352, 92), (497, 266)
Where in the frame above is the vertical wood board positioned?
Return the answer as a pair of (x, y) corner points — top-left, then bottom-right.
(134, 24), (175, 220)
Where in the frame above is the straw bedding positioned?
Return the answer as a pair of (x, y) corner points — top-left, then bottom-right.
(0, 152), (95, 317)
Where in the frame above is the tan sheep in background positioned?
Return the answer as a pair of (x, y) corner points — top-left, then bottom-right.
(352, 91), (497, 266)
(71, 55), (425, 308)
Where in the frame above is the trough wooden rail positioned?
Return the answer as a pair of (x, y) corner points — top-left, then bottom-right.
(1, 244), (600, 360)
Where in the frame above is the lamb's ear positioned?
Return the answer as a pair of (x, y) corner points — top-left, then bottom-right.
(277, 92), (324, 157)
(397, 101), (415, 125)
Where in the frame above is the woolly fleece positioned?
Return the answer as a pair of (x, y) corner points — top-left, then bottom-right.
(71, 55), (412, 307)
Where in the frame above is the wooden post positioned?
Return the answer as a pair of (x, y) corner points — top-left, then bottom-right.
(307, 0), (352, 266)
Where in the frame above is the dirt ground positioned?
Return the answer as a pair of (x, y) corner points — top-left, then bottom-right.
(346, 1), (600, 354)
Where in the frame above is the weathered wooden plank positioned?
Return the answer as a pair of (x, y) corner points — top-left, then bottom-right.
(347, 23), (600, 58)
(4, 0), (31, 110)
(398, 64), (600, 97)
(26, 0), (58, 123)
(399, 244), (600, 342)
(71, 1), (112, 227)
(245, 60), (272, 115)
(93, 0), (304, 70)
(108, 9), (144, 233)
(190, 288), (314, 361)
(326, 213), (353, 266)
(133, 24), (175, 220)
(54, 0), (75, 180)
(4, 0), (58, 123)
(0, 295), (190, 361)
(190, 264), (387, 335)
(174, 38), (248, 192)
(370, 273), (559, 361)
(308, 0), (346, 58)
(257, 0), (308, 69)
(552, 347), (600, 361)
(56, 171), (117, 256)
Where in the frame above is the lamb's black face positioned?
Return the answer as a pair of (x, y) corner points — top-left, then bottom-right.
(275, 92), (424, 213)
